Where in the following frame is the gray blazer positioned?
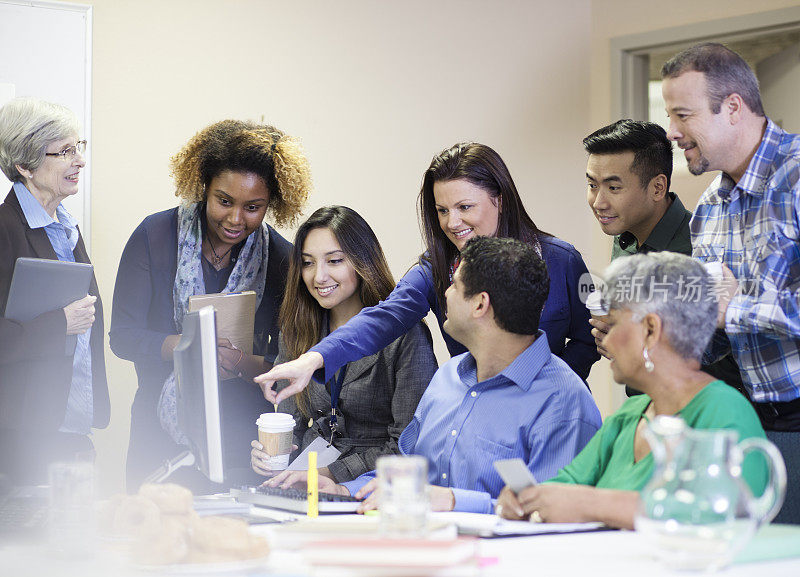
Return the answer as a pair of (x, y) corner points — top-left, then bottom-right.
(277, 321), (438, 482)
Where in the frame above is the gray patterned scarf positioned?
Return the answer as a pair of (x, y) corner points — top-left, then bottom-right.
(158, 202), (269, 445)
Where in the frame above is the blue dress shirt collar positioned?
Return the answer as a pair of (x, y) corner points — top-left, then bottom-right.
(455, 330), (548, 392)
(14, 181), (76, 228)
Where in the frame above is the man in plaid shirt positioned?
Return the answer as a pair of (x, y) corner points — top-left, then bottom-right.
(661, 43), (800, 433)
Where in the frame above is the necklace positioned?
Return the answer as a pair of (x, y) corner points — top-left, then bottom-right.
(206, 235), (233, 268)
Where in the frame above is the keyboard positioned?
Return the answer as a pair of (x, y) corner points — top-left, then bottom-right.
(0, 494), (49, 538)
(231, 485), (362, 514)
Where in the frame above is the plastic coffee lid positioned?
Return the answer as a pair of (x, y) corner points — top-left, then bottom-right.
(585, 290), (608, 314)
(256, 412), (295, 429)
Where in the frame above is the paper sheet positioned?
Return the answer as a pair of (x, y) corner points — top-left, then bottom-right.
(492, 519), (605, 536)
(286, 437), (341, 470)
(432, 511), (605, 537)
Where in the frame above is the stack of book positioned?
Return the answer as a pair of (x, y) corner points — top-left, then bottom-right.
(301, 535), (480, 576)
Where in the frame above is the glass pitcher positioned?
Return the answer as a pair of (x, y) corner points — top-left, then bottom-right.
(635, 415), (787, 571)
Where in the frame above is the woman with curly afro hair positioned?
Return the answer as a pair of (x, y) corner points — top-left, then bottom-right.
(110, 119), (312, 491)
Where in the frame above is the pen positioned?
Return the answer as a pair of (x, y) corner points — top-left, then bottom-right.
(307, 451), (318, 518)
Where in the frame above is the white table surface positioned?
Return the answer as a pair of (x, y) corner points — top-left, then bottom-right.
(3, 509), (798, 576)
(475, 529), (800, 577)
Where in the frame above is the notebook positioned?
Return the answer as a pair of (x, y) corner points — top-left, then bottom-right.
(188, 291), (256, 354)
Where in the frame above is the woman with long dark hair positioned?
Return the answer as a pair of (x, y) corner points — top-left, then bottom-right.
(257, 142), (598, 404)
(251, 206), (437, 485)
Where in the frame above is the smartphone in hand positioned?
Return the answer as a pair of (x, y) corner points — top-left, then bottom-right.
(493, 458), (538, 493)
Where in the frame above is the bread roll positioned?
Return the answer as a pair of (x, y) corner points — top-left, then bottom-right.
(138, 483), (194, 515)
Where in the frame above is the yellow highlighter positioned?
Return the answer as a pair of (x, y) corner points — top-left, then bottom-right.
(307, 451), (319, 518)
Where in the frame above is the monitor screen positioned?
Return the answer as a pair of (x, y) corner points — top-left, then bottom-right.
(173, 306), (224, 484)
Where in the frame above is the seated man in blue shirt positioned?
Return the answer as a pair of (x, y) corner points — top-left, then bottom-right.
(269, 236), (602, 513)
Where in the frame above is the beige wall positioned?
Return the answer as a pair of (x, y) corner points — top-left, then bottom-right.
(66, 0), (800, 494)
(759, 41), (800, 133)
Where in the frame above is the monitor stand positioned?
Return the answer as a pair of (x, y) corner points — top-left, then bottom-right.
(143, 450), (196, 484)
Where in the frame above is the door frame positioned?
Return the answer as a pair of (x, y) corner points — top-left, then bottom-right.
(610, 6), (800, 120)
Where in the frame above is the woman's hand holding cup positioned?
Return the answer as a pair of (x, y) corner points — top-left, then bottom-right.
(250, 439), (298, 477)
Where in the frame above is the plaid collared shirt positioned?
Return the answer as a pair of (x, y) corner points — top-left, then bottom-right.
(690, 118), (800, 403)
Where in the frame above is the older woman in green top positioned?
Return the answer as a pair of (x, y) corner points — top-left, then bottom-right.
(496, 252), (767, 529)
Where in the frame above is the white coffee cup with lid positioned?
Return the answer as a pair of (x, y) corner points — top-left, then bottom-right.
(585, 290), (609, 322)
(256, 413), (295, 470)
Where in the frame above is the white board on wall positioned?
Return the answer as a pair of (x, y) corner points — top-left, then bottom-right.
(0, 0), (92, 251)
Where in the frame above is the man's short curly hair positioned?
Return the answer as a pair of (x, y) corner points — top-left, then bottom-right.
(459, 236), (549, 335)
(170, 119), (312, 227)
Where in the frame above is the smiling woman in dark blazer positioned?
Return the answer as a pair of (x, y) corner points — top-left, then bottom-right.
(0, 97), (109, 484)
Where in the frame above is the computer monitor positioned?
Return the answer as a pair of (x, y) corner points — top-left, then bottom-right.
(172, 305), (224, 483)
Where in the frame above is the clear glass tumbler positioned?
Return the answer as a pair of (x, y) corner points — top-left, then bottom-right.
(376, 455), (430, 537)
(49, 460), (96, 557)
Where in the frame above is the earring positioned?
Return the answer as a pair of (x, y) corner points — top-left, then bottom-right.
(643, 347), (655, 373)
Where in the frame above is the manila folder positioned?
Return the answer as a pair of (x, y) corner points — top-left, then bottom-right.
(188, 291), (256, 354)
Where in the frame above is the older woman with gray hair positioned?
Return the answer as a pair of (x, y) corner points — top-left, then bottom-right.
(496, 252), (767, 529)
(0, 97), (109, 484)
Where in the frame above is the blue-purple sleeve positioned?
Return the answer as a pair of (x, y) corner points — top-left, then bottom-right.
(310, 263), (436, 383)
(559, 248), (600, 380)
